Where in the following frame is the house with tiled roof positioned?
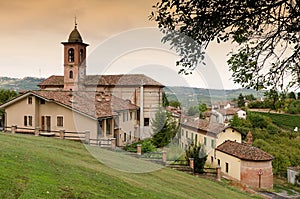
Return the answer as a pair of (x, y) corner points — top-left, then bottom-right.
(179, 117), (273, 189)
(215, 139), (273, 189)
(0, 22), (164, 145)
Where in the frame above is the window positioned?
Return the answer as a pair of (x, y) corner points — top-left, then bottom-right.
(57, 116), (63, 127)
(24, 116), (32, 126)
(129, 131), (132, 141)
(181, 129), (184, 136)
(225, 162), (229, 173)
(69, 70), (73, 79)
(144, 118), (149, 126)
(217, 159), (220, 166)
(40, 99), (45, 104)
(211, 156), (214, 164)
(195, 134), (198, 144)
(123, 112), (128, 122)
(191, 133), (194, 141)
(186, 131), (188, 138)
(204, 137), (207, 146)
(27, 97), (32, 104)
(211, 139), (215, 148)
(79, 49), (84, 62)
(124, 132), (127, 142)
(68, 48), (74, 62)
(130, 112), (133, 120)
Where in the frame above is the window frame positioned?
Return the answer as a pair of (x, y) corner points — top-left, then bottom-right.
(56, 116), (64, 127)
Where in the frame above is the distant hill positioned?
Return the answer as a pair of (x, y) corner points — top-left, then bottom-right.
(0, 77), (45, 91)
(0, 76), (264, 104)
(164, 86), (265, 107)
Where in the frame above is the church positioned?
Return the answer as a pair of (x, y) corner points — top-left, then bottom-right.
(0, 23), (164, 146)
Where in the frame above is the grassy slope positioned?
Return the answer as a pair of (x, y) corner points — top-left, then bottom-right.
(0, 133), (258, 199)
(250, 111), (300, 131)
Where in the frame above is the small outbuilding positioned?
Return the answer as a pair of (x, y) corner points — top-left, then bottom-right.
(287, 167), (300, 185)
(215, 140), (274, 189)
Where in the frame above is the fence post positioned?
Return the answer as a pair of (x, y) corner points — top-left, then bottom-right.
(11, 125), (17, 134)
(189, 158), (194, 174)
(59, 130), (65, 139)
(162, 151), (167, 165)
(137, 144), (142, 156)
(34, 127), (40, 136)
(111, 138), (116, 150)
(85, 130), (90, 145)
(216, 166), (222, 181)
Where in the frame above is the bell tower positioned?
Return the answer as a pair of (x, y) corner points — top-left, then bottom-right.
(61, 19), (89, 91)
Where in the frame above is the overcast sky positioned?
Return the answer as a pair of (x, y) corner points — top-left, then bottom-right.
(0, 0), (241, 89)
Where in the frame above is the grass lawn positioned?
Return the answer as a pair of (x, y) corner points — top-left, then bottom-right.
(0, 132), (260, 199)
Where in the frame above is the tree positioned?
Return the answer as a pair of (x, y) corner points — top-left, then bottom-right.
(245, 94), (256, 101)
(187, 105), (199, 116)
(151, 0), (300, 90)
(169, 100), (181, 108)
(185, 144), (207, 173)
(151, 108), (178, 148)
(237, 93), (245, 108)
(162, 92), (169, 107)
(287, 92), (296, 100)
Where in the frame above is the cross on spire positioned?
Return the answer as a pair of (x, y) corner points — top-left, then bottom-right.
(74, 16), (78, 28)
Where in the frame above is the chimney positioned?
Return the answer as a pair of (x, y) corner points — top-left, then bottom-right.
(246, 131), (253, 145)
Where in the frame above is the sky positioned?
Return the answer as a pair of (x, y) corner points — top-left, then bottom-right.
(0, 0), (241, 89)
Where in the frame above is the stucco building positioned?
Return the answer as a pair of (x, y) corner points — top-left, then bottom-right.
(0, 23), (164, 145)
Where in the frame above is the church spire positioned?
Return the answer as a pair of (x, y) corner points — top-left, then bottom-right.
(74, 16), (78, 29)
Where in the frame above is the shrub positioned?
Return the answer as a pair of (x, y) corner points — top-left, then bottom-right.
(185, 144), (207, 173)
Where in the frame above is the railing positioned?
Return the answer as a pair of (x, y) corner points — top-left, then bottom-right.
(3, 126), (86, 142)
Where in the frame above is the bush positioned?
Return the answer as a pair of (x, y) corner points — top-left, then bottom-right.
(185, 144), (207, 173)
(124, 139), (156, 153)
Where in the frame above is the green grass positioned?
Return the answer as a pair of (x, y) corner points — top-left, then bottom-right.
(250, 111), (300, 131)
(0, 133), (259, 198)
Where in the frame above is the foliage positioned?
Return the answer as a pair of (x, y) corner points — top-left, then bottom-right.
(151, 0), (300, 90)
(151, 108), (178, 148)
(288, 92), (297, 100)
(0, 133), (256, 199)
(252, 111), (300, 131)
(0, 89), (18, 104)
(237, 93), (245, 107)
(185, 144), (207, 174)
(162, 91), (169, 107)
(187, 106), (199, 116)
(287, 100), (300, 114)
(230, 111), (300, 176)
(124, 139), (156, 153)
(169, 100), (181, 108)
(244, 94), (256, 101)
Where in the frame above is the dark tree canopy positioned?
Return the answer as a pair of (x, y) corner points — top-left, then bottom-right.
(151, 0), (300, 90)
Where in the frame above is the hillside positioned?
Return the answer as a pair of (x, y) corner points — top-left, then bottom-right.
(164, 86), (264, 107)
(0, 133), (258, 199)
(0, 77), (45, 91)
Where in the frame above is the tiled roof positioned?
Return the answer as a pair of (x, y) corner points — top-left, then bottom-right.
(38, 74), (163, 87)
(216, 108), (240, 116)
(216, 140), (274, 161)
(180, 116), (225, 135)
(38, 75), (64, 86)
(31, 90), (138, 119)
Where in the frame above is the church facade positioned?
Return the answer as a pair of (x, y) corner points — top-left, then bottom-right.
(0, 23), (164, 146)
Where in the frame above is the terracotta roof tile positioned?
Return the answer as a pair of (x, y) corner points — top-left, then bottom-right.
(180, 116), (225, 135)
(216, 140), (274, 161)
(31, 90), (138, 119)
(38, 74), (163, 87)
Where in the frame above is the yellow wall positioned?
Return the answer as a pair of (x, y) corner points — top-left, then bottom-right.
(215, 150), (241, 181)
(217, 127), (242, 146)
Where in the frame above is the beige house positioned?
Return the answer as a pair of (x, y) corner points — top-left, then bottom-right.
(0, 90), (140, 147)
(0, 23), (164, 144)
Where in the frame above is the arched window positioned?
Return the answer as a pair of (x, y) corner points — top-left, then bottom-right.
(69, 70), (73, 79)
(68, 48), (74, 62)
(79, 49), (84, 62)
